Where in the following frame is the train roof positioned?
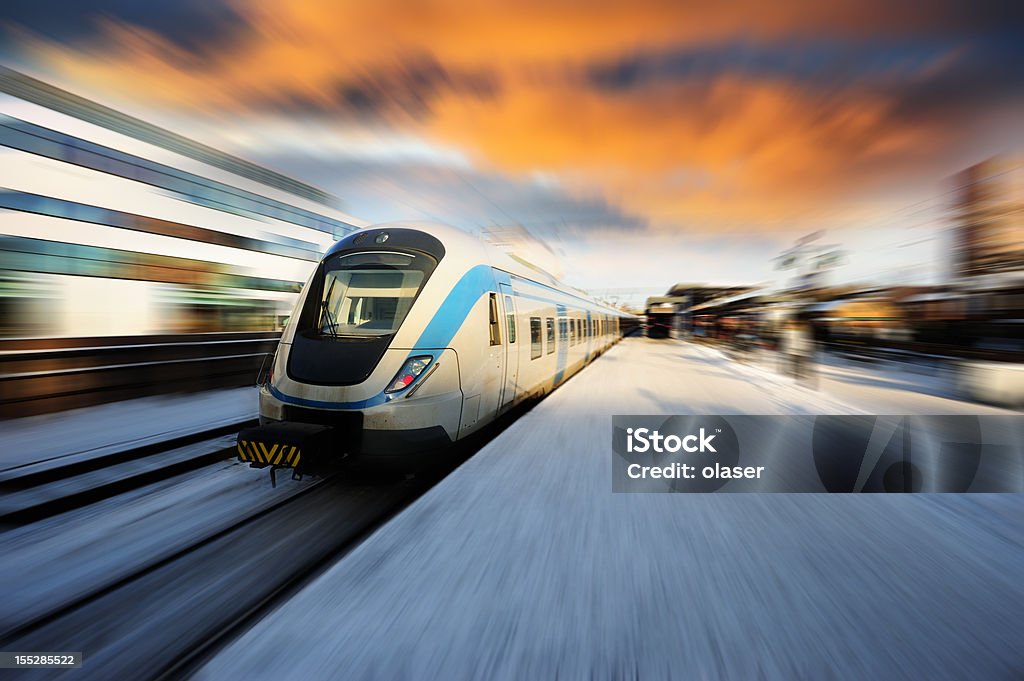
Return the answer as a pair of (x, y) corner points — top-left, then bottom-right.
(356, 222), (633, 316)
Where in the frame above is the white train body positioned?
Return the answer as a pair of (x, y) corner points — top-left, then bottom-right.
(259, 223), (631, 457)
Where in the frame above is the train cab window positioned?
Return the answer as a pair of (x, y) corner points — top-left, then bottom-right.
(530, 317), (542, 359)
(488, 293), (501, 346)
(504, 295), (517, 343)
(546, 318), (555, 353)
(310, 250), (435, 339)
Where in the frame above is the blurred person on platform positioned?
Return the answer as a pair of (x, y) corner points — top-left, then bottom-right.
(783, 317), (816, 387)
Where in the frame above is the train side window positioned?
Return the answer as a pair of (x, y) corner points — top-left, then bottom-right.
(488, 293), (501, 346)
(530, 317), (542, 359)
(546, 318), (555, 353)
(570, 319), (576, 345)
(504, 295), (516, 343)
(559, 318), (567, 343)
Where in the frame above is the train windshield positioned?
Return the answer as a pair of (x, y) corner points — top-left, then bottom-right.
(315, 251), (436, 338)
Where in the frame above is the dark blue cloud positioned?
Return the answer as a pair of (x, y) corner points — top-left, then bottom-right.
(586, 36), (1023, 94)
(585, 32), (1024, 133)
(266, 54), (501, 121)
(0, 0), (243, 53)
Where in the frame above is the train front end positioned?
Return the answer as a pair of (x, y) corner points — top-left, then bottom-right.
(239, 226), (468, 472)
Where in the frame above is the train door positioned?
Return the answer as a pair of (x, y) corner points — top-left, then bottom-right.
(479, 291), (505, 420)
(585, 311), (592, 360)
(499, 283), (519, 408)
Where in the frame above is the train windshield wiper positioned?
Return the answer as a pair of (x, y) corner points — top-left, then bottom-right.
(320, 278), (339, 338)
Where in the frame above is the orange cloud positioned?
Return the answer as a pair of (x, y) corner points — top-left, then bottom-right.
(25, 0), (972, 109)
(424, 73), (944, 228)
(13, 0), (1014, 231)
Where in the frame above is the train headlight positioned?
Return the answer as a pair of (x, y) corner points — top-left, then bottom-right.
(385, 355), (434, 393)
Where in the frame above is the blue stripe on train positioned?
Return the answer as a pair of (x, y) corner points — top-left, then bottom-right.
(271, 265), (496, 410)
(414, 265), (496, 348)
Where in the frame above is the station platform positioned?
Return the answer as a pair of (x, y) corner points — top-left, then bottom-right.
(198, 336), (1024, 680)
(1, 387), (258, 474)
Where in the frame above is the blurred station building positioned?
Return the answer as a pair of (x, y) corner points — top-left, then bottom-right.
(645, 158), (1022, 355)
(953, 158), (1024, 281)
(0, 67), (365, 339)
(643, 285), (751, 339)
(640, 161), (1023, 405)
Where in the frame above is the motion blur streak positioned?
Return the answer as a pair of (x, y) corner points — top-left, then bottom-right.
(0, 3), (1020, 679)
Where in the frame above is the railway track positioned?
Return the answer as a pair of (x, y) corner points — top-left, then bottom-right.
(0, 331), (554, 680)
(0, 459), (451, 681)
(0, 420), (255, 525)
(0, 400), (532, 680)
(0, 446), (437, 680)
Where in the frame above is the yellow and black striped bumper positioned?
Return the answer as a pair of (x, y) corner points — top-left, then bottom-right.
(237, 440), (302, 467)
(236, 422), (335, 470)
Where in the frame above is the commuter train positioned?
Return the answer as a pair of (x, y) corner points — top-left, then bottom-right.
(238, 222), (633, 469)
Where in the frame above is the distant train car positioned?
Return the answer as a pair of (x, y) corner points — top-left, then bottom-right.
(645, 303), (675, 338)
(238, 223), (634, 469)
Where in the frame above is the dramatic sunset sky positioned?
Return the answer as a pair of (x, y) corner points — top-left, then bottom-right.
(2, 1), (1022, 299)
